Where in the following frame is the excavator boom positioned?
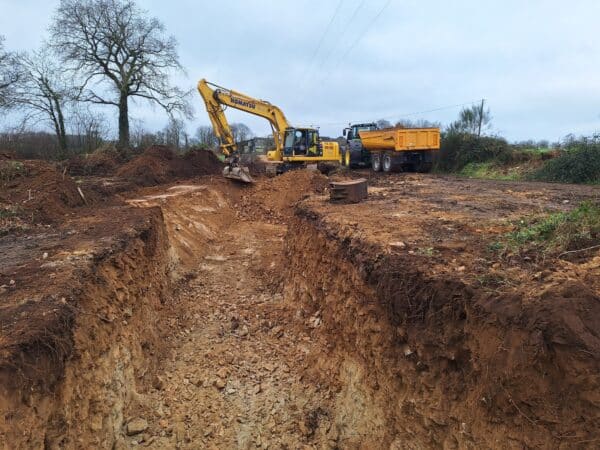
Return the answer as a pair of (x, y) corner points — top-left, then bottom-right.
(197, 79), (342, 181)
(198, 79), (290, 161)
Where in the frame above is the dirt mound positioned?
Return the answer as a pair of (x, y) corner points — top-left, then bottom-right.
(117, 146), (222, 187)
(0, 151), (16, 160)
(238, 169), (329, 223)
(0, 160), (93, 224)
(66, 145), (121, 176)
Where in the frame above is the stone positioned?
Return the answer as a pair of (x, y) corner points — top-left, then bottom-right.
(90, 414), (103, 432)
(126, 418), (148, 436)
(174, 422), (186, 443)
(214, 378), (226, 389)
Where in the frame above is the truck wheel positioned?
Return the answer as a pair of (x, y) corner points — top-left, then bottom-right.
(344, 149), (351, 167)
(371, 153), (382, 172)
(382, 153), (392, 172)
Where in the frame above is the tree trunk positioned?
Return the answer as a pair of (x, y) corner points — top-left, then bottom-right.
(54, 97), (68, 157)
(117, 93), (129, 154)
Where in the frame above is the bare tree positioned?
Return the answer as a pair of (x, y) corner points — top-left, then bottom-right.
(50, 0), (191, 153)
(11, 47), (73, 156)
(163, 117), (187, 150)
(70, 106), (107, 153)
(395, 119), (441, 129)
(376, 119), (392, 129)
(448, 103), (492, 136)
(195, 125), (218, 148)
(0, 36), (19, 109)
(230, 123), (253, 143)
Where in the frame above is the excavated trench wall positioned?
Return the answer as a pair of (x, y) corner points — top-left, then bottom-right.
(284, 205), (600, 449)
(0, 208), (172, 449)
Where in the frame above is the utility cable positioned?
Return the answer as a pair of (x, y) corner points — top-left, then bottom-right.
(297, 0), (345, 89)
(305, 0), (367, 88)
(314, 99), (484, 127)
(321, 0), (393, 83)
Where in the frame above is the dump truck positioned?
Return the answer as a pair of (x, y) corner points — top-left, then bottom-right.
(342, 123), (440, 172)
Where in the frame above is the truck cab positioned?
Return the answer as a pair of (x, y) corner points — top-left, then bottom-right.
(342, 123), (378, 167)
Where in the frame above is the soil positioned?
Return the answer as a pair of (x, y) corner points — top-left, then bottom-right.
(66, 145), (122, 177)
(0, 159), (99, 226)
(116, 146), (223, 187)
(0, 165), (598, 449)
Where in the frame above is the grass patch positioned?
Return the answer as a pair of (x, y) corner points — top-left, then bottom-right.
(494, 202), (600, 256)
(0, 160), (27, 183)
(458, 162), (524, 181)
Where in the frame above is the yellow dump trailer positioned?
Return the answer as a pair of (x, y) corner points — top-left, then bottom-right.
(359, 128), (440, 152)
(342, 123), (440, 172)
(359, 127), (440, 172)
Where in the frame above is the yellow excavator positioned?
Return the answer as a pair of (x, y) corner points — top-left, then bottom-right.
(197, 79), (342, 183)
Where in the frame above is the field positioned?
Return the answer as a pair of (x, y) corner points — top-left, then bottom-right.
(0, 150), (599, 448)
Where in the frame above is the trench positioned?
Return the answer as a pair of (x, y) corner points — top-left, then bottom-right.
(1, 175), (598, 449)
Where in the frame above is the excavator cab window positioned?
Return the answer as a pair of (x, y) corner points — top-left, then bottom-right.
(307, 130), (319, 156)
(284, 129), (309, 156)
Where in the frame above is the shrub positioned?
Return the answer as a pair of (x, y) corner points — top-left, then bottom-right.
(531, 135), (600, 184)
(435, 132), (513, 172)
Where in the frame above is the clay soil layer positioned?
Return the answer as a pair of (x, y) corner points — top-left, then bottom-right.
(0, 168), (598, 449)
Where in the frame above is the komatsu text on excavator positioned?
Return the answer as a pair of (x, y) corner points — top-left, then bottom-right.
(198, 79), (342, 183)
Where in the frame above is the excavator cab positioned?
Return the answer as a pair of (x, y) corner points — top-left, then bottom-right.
(283, 128), (320, 157)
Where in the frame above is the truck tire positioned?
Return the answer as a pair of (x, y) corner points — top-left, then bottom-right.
(344, 149), (351, 167)
(382, 153), (392, 172)
(383, 152), (402, 173)
(371, 153), (382, 172)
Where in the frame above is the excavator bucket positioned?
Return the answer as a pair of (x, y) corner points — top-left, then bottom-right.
(223, 165), (255, 183)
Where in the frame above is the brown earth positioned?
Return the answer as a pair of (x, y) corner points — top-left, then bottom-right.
(116, 146), (223, 187)
(0, 159), (100, 226)
(0, 166), (598, 449)
(66, 145), (123, 177)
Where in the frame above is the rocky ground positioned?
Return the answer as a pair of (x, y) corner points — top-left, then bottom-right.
(0, 160), (598, 449)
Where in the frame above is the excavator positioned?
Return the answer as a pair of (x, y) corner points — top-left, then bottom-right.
(197, 79), (342, 183)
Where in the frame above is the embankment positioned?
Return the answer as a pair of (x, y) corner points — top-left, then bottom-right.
(284, 203), (600, 448)
(0, 206), (173, 448)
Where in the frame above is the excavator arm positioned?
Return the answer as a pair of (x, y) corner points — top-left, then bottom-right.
(197, 79), (342, 182)
(197, 79), (291, 160)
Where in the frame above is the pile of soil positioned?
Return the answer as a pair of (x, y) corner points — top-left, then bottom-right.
(66, 145), (122, 176)
(239, 169), (329, 223)
(0, 160), (95, 224)
(0, 151), (16, 160)
(117, 145), (222, 187)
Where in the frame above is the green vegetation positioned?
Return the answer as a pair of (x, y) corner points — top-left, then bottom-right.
(458, 161), (523, 181)
(436, 106), (600, 185)
(435, 133), (514, 173)
(493, 202), (600, 256)
(0, 160), (26, 183)
(531, 135), (600, 184)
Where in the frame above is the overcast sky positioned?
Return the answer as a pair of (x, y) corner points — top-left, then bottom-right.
(1, 0), (599, 141)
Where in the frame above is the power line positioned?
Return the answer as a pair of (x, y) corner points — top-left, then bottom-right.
(321, 0), (393, 83)
(297, 0), (345, 89)
(314, 99), (484, 126)
(305, 0), (367, 88)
